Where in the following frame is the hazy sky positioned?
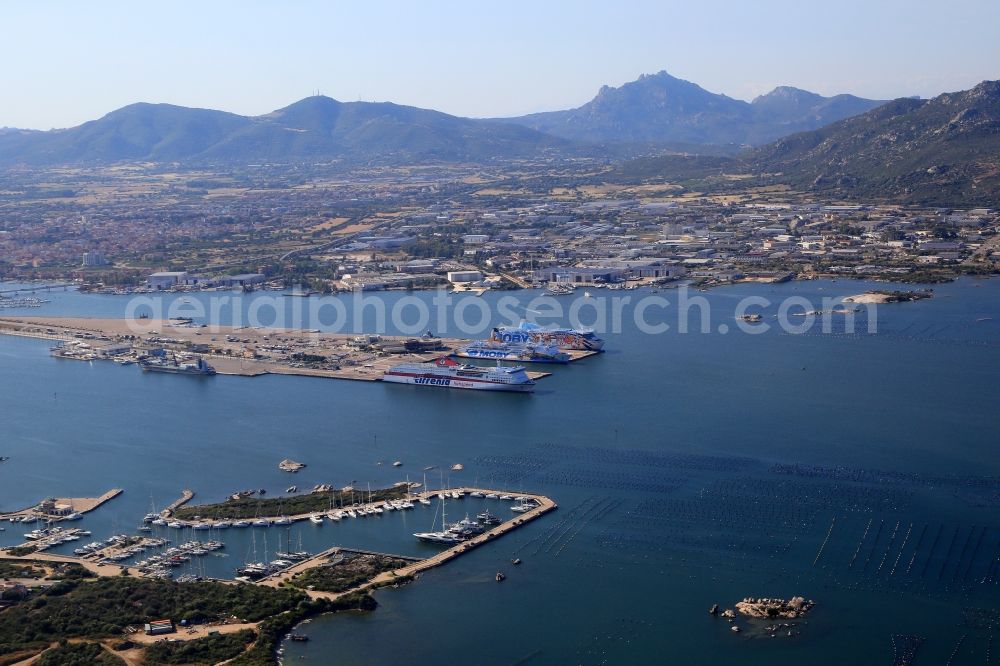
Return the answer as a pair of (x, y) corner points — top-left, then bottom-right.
(3, 0), (999, 129)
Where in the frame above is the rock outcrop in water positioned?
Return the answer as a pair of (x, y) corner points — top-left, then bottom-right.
(735, 596), (814, 619)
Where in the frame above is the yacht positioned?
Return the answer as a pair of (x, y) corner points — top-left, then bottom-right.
(309, 514), (324, 524)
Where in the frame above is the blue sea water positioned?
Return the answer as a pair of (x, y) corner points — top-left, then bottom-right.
(1, 278), (998, 664)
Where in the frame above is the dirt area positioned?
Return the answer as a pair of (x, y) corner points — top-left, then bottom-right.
(129, 622), (258, 645)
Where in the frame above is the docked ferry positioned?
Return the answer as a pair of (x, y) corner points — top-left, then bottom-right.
(454, 340), (570, 364)
(382, 357), (535, 392)
(490, 323), (605, 351)
(139, 356), (216, 376)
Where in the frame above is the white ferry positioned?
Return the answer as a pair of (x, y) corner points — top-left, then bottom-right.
(491, 323), (605, 351)
(382, 357), (535, 392)
(454, 340), (570, 364)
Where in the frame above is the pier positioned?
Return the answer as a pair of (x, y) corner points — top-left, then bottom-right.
(163, 489), (195, 516)
(0, 283), (72, 297)
(0, 488), (122, 523)
(0, 316), (598, 384)
(256, 487), (557, 599)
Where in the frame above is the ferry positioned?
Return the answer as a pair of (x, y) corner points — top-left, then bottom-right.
(139, 355), (216, 376)
(491, 323), (605, 352)
(454, 340), (570, 364)
(382, 357), (535, 393)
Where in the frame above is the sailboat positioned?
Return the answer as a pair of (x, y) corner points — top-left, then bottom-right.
(413, 495), (464, 544)
(418, 473), (432, 505)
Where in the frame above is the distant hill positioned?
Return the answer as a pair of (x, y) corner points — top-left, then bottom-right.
(0, 96), (568, 166)
(748, 80), (1000, 204)
(499, 71), (885, 146)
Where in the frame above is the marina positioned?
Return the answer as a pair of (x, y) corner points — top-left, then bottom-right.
(0, 278), (998, 664)
(1, 484), (556, 599)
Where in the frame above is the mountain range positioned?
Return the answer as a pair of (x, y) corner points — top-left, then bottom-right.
(0, 71), (887, 167)
(0, 96), (567, 166)
(747, 79), (1000, 204)
(498, 71), (885, 145)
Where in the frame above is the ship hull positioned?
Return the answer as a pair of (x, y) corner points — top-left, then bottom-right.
(454, 349), (569, 364)
(492, 328), (604, 351)
(382, 372), (534, 392)
(140, 365), (215, 376)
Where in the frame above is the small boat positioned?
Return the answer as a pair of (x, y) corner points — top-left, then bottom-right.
(477, 510), (502, 525)
(511, 558), (521, 565)
(393, 461), (403, 467)
(496, 571), (506, 582)
(286, 486), (297, 493)
(232, 520), (250, 528)
(309, 514), (324, 525)
(167, 521), (183, 528)
(418, 497), (432, 506)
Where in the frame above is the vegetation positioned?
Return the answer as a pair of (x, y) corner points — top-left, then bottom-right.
(0, 577), (304, 657)
(6, 545), (37, 557)
(37, 642), (124, 666)
(173, 485), (410, 520)
(142, 629), (255, 665)
(229, 593), (376, 666)
(746, 81), (1000, 206)
(286, 553), (411, 594)
(871, 289), (933, 302)
(0, 560), (42, 579)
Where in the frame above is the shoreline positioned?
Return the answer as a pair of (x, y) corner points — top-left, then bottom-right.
(0, 316), (583, 383)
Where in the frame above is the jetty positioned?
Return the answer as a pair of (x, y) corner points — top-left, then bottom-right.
(256, 487), (557, 599)
(0, 283), (72, 297)
(0, 488), (122, 523)
(162, 489), (195, 516)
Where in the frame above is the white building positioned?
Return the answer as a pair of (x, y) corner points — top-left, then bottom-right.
(446, 270), (483, 284)
(81, 251), (108, 267)
(147, 271), (188, 289)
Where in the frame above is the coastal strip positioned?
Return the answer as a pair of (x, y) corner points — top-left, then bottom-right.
(0, 316), (590, 383)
